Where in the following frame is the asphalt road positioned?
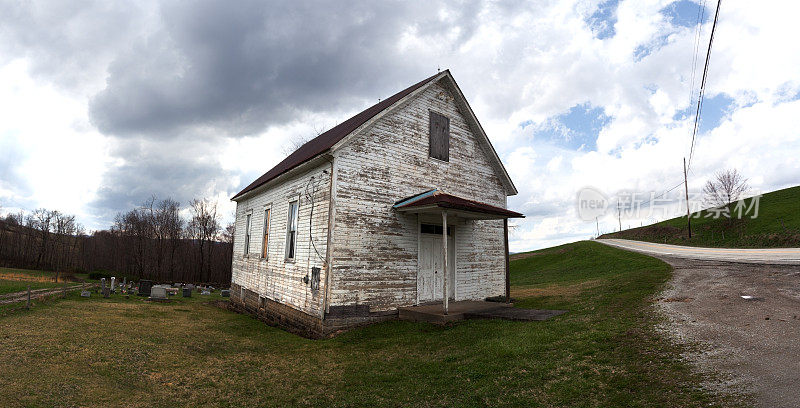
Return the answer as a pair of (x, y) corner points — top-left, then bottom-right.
(598, 238), (800, 264)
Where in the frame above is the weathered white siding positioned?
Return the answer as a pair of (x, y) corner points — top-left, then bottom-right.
(231, 162), (331, 317)
(330, 80), (508, 311)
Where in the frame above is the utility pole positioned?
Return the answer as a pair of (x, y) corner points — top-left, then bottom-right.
(596, 216), (600, 237)
(684, 157), (692, 239)
(617, 201), (622, 232)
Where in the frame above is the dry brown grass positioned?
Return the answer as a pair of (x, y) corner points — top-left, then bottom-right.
(0, 272), (74, 283)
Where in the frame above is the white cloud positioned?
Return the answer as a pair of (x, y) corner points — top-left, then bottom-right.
(1, 0), (799, 250)
(0, 60), (110, 226)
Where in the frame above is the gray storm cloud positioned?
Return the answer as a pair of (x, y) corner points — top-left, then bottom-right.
(87, 0), (479, 138)
(0, 0), (483, 220)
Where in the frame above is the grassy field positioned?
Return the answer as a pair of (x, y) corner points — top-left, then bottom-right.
(0, 241), (742, 407)
(0, 267), (92, 296)
(601, 185), (800, 248)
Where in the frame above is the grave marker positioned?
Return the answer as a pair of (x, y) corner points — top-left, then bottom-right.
(149, 285), (168, 301)
(138, 280), (153, 297)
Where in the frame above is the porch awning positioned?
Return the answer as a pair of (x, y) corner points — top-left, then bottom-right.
(393, 189), (524, 220)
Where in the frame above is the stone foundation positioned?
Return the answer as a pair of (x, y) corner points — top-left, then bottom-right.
(229, 282), (397, 338)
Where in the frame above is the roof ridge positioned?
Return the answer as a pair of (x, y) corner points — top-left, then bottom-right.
(232, 71), (447, 200)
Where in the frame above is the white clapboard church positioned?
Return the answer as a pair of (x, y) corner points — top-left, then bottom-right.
(229, 70), (522, 336)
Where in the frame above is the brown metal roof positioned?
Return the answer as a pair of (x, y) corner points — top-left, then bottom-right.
(232, 71), (446, 200)
(393, 190), (524, 218)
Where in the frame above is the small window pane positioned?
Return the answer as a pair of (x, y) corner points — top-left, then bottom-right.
(420, 223), (452, 236)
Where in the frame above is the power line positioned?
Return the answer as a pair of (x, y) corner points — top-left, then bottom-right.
(638, 181), (686, 209)
(687, 0), (722, 172)
(686, 0), (708, 113)
(625, 1), (712, 221)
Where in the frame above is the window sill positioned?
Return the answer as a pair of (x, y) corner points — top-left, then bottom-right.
(284, 258), (296, 264)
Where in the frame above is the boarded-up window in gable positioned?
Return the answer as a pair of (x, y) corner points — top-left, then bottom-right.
(429, 111), (450, 162)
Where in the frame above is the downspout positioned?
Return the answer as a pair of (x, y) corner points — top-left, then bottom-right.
(504, 218), (510, 303)
(321, 156), (337, 319)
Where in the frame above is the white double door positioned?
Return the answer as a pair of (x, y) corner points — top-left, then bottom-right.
(418, 233), (455, 303)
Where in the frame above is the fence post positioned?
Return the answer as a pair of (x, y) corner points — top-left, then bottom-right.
(63, 282), (68, 299)
(26, 285), (31, 310)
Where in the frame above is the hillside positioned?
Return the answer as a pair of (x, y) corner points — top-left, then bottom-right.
(600, 185), (800, 248)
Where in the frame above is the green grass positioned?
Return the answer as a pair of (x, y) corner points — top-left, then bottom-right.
(0, 279), (64, 296)
(0, 267), (89, 296)
(0, 242), (743, 407)
(602, 185), (800, 248)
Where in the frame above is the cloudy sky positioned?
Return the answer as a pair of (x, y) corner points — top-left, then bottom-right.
(1, 0), (798, 252)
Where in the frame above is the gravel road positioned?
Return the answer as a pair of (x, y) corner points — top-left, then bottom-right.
(655, 257), (800, 407)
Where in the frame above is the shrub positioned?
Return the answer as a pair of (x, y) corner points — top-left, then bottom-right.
(88, 271), (113, 280)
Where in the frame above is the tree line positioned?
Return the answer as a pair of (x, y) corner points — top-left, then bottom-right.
(0, 197), (234, 284)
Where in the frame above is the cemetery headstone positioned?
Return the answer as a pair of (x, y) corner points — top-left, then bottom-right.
(149, 285), (168, 301)
(110, 277), (116, 294)
(201, 289), (211, 295)
(138, 280), (153, 297)
(182, 287), (192, 297)
(220, 289), (230, 298)
(101, 278), (110, 298)
(80, 290), (91, 297)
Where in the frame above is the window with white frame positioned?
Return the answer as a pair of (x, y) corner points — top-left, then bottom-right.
(244, 213), (252, 256)
(285, 200), (299, 259)
(262, 207), (271, 259)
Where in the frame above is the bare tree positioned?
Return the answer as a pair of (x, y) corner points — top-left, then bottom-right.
(221, 222), (235, 245)
(187, 198), (220, 283)
(0, 204), (4, 255)
(281, 134), (314, 156)
(703, 169), (750, 208)
(0, 200), (232, 284)
(152, 198), (182, 281)
(32, 208), (53, 269)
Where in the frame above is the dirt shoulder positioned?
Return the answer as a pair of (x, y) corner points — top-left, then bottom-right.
(0, 284), (87, 305)
(655, 256), (800, 408)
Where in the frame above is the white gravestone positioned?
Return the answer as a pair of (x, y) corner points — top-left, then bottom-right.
(149, 285), (168, 300)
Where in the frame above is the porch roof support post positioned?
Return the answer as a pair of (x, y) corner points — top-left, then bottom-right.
(504, 218), (510, 304)
(442, 210), (449, 315)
